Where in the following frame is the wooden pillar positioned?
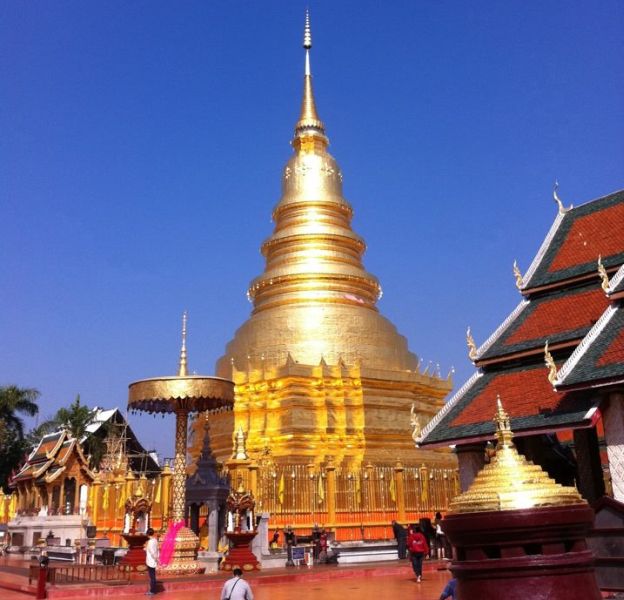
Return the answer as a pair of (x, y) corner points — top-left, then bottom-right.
(395, 461), (406, 521)
(574, 426), (605, 504)
(601, 393), (624, 502)
(59, 480), (66, 513)
(454, 443), (487, 492)
(326, 461), (336, 527)
(73, 479), (80, 514)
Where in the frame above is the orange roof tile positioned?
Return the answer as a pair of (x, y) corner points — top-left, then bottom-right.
(549, 202), (624, 273)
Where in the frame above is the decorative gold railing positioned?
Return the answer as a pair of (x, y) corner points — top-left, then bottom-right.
(251, 462), (459, 540)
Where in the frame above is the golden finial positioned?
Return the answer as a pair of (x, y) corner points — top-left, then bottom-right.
(303, 8), (312, 50)
(178, 311), (188, 377)
(512, 260), (523, 290)
(466, 327), (478, 360)
(544, 341), (558, 385)
(553, 181), (572, 215)
(294, 8), (325, 139)
(233, 425), (248, 460)
(494, 396), (513, 447)
(597, 255), (610, 293)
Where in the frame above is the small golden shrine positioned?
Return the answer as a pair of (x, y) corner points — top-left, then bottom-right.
(449, 397), (585, 514)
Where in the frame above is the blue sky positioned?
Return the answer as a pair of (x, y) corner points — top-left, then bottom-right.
(2, 1), (623, 460)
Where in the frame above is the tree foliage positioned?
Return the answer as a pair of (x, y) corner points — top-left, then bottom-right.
(0, 386), (41, 492)
(51, 394), (96, 439)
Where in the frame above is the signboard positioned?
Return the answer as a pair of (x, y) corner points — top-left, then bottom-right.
(292, 547), (305, 561)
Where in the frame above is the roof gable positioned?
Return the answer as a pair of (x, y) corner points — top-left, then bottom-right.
(523, 190), (624, 290)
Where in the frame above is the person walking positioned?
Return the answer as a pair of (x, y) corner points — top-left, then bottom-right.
(433, 511), (448, 560)
(144, 527), (159, 596)
(391, 520), (407, 559)
(407, 524), (429, 582)
(220, 567), (254, 600)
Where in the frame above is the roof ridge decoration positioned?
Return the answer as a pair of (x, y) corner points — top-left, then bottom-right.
(553, 181), (573, 216)
(555, 304), (618, 386)
(417, 370), (484, 444)
(544, 341), (558, 385)
(466, 327), (478, 361)
(512, 260), (523, 290)
(475, 299), (529, 359)
(597, 255), (611, 293)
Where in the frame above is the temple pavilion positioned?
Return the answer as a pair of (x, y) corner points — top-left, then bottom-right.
(419, 188), (624, 508)
(197, 14), (458, 538)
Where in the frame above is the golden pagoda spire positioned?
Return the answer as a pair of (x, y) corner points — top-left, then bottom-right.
(294, 9), (326, 145)
(178, 311), (188, 377)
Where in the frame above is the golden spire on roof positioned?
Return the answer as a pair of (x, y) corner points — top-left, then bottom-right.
(233, 425), (248, 460)
(449, 397), (585, 514)
(294, 9), (326, 146)
(178, 311), (188, 377)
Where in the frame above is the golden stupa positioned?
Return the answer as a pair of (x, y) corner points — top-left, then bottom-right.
(449, 397), (585, 514)
(202, 13), (453, 473)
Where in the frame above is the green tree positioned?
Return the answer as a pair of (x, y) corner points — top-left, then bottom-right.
(52, 394), (95, 439)
(0, 386), (39, 440)
(0, 385), (40, 491)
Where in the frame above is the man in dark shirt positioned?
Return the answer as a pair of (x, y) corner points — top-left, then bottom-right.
(391, 520), (407, 559)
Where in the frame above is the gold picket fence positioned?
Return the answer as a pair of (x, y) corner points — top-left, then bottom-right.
(252, 463), (459, 541)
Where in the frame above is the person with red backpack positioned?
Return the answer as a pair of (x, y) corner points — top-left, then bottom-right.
(407, 524), (429, 582)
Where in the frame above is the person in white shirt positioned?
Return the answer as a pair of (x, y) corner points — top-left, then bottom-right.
(220, 568), (254, 600)
(145, 528), (159, 596)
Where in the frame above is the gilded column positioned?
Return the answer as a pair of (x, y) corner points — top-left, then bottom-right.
(172, 408), (190, 522)
(419, 464), (429, 509)
(326, 461), (336, 526)
(91, 475), (102, 524)
(394, 461), (406, 522)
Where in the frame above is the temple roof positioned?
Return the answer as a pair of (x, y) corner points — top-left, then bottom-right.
(421, 363), (598, 446)
(556, 277), (624, 390)
(420, 188), (624, 448)
(522, 190), (624, 291)
(11, 431), (95, 486)
(476, 283), (609, 363)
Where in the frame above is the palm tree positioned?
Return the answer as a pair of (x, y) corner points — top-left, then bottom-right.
(0, 386), (40, 440)
(52, 395), (95, 439)
(0, 386), (40, 490)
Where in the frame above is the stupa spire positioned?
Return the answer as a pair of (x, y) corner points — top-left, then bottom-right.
(294, 9), (326, 142)
(178, 311), (188, 377)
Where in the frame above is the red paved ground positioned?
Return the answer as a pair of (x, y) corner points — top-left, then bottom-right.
(0, 556), (453, 600)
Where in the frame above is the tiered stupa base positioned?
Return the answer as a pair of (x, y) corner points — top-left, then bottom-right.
(221, 531), (260, 572)
(158, 526), (205, 575)
(444, 505), (601, 600)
